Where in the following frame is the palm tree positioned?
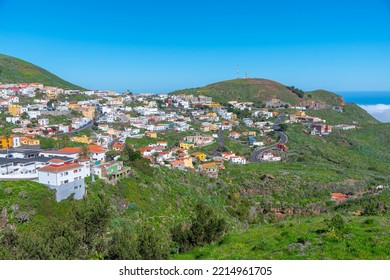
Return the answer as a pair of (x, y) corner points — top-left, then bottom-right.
(78, 144), (89, 160)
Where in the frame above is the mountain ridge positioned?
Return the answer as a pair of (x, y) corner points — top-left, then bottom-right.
(169, 78), (345, 107)
(0, 53), (84, 90)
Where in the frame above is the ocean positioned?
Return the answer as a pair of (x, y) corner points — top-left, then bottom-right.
(338, 91), (390, 123)
(338, 91), (390, 105)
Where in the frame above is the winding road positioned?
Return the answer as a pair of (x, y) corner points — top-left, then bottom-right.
(211, 128), (225, 156)
(250, 114), (288, 162)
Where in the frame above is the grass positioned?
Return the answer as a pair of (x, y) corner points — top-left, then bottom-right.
(175, 215), (390, 260)
(169, 78), (346, 107)
(0, 53), (84, 90)
(306, 104), (378, 125)
(170, 78), (302, 105)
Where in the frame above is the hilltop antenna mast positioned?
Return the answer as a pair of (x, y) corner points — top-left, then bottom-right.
(236, 65), (240, 79)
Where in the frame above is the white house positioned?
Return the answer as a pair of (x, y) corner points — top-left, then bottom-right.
(230, 156), (247, 165)
(220, 123), (232, 131)
(27, 111), (41, 119)
(58, 124), (71, 133)
(253, 142), (264, 147)
(38, 118), (49, 126)
(5, 117), (20, 124)
(72, 117), (90, 130)
(262, 152), (281, 162)
(38, 159), (88, 202)
(9, 96), (19, 103)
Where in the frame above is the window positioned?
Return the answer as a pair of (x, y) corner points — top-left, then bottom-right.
(73, 170), (78, 173)
(64, 172), (69, 175)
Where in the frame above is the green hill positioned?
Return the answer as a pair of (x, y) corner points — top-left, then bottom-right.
(306, 103), (379, 125)
(305, 89), (345, 106)
(0, 53), (84, 90)
(169, 78), (345, 107)
(176, 214), (390, 260)
(0, 75), (388, 260)
(1, 119), (389, 259)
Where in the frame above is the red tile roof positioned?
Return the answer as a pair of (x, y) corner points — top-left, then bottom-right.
(39, 162), (83, 173)
(170, 160), (184, 166)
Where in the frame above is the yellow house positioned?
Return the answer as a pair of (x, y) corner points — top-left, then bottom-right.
(82, 106), (95, 120)
(20, 137), (40, 146)
(207, 102), (221, 108)
(296, 110), (306, 117)
(191, 152), (206, 161)
(146, 131), (158, 138)
(8, 105), (21, 116)
(67, 103), (81, 110)
(71, 135), (91, 144)
(182, 154), (194, 169)
(209, 124), (218, 131)
(46, 92), (58, 99)
(201, 126), (210, 132)
(179, 141), (195, 149)
(231, 113), (237, 119)
(207, 112), (217, 118)
(0, 137), (13, 149)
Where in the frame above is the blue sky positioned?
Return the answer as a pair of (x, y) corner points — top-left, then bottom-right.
(0, 0), (390, 94)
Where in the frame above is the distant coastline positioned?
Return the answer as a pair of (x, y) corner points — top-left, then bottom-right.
(338, 92), (390, 123)
(339, 91), (390, 105)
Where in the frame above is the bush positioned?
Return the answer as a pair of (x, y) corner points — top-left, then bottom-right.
(172, 202), (227, 253)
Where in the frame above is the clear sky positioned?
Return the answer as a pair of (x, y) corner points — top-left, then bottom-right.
(0, 0), (390, 93)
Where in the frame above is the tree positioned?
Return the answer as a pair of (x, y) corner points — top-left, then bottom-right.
(72, 193), (111, 247)
(57, 135), (70, 148)
(137, 225), (169, 260)
(278, 124), (288, 132)
(20, 112), (28, 120)
(78, 144), (90, 159)
(121, 143), (141, 165)
(47, 99), (56, 109)
(171, 202), (227, 253)
(107, 227), (140, 260)
(105, 150), (117, 161)
(325, 214), (346, 237)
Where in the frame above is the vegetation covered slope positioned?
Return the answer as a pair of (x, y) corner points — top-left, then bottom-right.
(176, 214), (390, 260)
(170, 78), (345, 107)
(0, 54), (84, 89)
(305, 90), (345, 106)
(1, 119), (389, 260)
(307, 104), (378, 125)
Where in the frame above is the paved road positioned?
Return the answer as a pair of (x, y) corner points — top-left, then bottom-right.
(211, 128), (225, 156)
(189, 113), (199, 124)
(56, 113), (103, 136)
(250, 115), (288, 162)
(56, 121), (93, 136)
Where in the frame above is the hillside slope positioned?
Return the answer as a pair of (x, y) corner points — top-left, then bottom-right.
(169, 78), (345, 107)
(0, 54), (84, 90)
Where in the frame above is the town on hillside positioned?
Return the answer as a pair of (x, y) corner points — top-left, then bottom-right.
(0, 82), (359, 201)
